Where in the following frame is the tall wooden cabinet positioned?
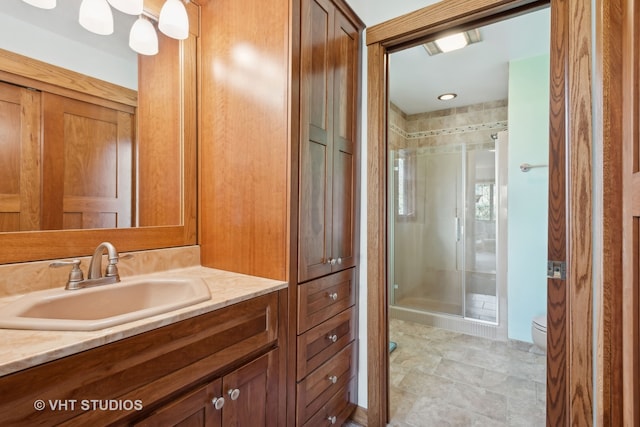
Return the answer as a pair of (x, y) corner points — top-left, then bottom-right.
(298, 0), (359, 284)
(199, 0), (364, 424)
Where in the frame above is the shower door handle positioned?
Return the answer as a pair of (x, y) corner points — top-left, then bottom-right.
(455, 217), (461, 242)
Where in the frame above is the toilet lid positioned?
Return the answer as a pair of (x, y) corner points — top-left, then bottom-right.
(533, 315), (547, 331)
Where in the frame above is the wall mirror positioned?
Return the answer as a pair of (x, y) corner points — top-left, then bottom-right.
(0, 0), (199, 264)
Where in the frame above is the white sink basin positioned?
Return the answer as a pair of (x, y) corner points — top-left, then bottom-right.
(0, 277), (211, 331)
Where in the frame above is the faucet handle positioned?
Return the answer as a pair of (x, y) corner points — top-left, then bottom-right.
(104, 253), (133, 278)
(49, 259), (84, 288)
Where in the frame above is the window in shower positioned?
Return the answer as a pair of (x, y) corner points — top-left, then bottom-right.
(395, 149), (415, 218)
(475, 183), (496, 221)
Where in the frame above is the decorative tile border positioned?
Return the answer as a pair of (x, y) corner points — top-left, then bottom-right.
(390, 120), (508, 139)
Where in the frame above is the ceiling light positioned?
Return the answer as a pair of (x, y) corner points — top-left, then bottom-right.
(107, 0), (143, 15)
(159, 0), (189, 40)
(129, 17), (158, 55)
(21, 0), (56, 9)
(438, 93), (457, 101)
(435, 33), (468, 53)
(79, 0), (114, 35)
(423, 29), (482, 56)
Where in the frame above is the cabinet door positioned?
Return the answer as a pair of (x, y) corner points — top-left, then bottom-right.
(221, 350), (279, 427)
(299, 0), (360, 282)
(134, 380), (222, 427)
(299, 0), (335, 282)
(330, 11), (359, 273)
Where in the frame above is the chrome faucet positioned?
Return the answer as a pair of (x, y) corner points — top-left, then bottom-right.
(50, 242), (130, 290)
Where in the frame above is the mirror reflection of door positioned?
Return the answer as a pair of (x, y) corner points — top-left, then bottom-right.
(42, 92), (134, 230)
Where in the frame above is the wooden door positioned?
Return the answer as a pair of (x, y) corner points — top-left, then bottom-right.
(623, 0), (640, 422)
(221, 350), (278, 427)
(0, 81), (41, 231)
(41, 92), (134, 230)
(331, 10), (359, 273)
(299, 0), (335, 282)
(134, 380), (222, 427)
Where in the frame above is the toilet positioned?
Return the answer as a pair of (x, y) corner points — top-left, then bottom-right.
(531, 314), (547, 352)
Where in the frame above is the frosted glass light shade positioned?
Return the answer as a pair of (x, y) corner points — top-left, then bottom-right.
(158, 0), (189, 40)
(129, 18), (158, 56)
(79, 0), (114, 35)
(21, 0), (56, 9)
(107, 0), (143, 15)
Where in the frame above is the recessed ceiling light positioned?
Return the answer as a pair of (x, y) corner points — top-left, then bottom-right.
(423, 29), (482, 56)
(438, 93), (457, 101)
(435, 33), (468, 53)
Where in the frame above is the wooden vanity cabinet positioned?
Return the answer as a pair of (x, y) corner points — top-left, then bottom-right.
(135, 350), (279, 427)
(0, 291), (284, 427)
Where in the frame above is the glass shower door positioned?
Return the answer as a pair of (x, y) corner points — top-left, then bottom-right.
(464, 147), (498, 322)
(390, 148), (464, 316)
(390, 142), (498, 322)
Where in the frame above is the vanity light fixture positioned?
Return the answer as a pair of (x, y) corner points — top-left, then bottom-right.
(423, 29), (482, 56)
(26, 0), (189, 55)
(79, 0), (114, 35)
(437, 93), (457, 101)
(21, 0), (56, 9)
(129, 16), (158, 56)
(159, 0), (189, 40)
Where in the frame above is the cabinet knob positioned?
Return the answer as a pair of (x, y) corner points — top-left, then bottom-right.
(228, 388), (240, 401)
(328, 292), (338, 301)
(211, 397), (225, 410)
(327, 334), (338, 343)
(330, 258), (337, 265)
(327, 415), (337, 424)
(328, 375), (338, 384)
(337, 257), (342, 264)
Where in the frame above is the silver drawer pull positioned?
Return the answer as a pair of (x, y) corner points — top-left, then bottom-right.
(328, 292), (338, 301)
(327, 334), (338, 343)
(228, 388), (240, 401)
(328, 375), (338, 384)
(211, 397), (225, 410)
(327, 415), (337, 424)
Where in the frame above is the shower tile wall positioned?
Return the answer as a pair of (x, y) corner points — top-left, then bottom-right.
(390, 100), (507, 318)
(390, 100), (508, 150)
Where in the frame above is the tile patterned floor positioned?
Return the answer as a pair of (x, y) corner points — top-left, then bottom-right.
(386, 318), (546, 427)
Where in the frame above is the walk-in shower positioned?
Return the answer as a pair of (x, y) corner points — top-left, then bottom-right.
(388, 129), (508, 339)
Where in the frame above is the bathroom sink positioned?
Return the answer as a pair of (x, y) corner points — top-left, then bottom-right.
(0, 277), (211, 331)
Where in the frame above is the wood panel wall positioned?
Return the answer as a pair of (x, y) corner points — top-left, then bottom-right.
(594, 0), (624, 424)
(199, 0), (291, 280)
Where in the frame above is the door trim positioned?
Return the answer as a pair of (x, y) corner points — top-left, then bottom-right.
(365, 0), (595, 425)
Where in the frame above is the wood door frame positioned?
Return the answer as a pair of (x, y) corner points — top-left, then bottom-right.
(366, 0), (597, 425)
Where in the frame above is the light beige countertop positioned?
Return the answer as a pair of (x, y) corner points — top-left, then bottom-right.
(0, 266), (287, 377)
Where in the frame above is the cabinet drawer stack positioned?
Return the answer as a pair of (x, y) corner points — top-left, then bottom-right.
(295, 268), (357, 426)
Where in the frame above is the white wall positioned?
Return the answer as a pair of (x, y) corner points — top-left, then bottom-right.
(0, 11), (137, 89)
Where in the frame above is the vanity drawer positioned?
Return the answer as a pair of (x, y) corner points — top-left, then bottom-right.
(296, 307), (355, 381)
(297, 268), (356, 334)
(296, 341), (356, 425)
(302, 376), (357, 427)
